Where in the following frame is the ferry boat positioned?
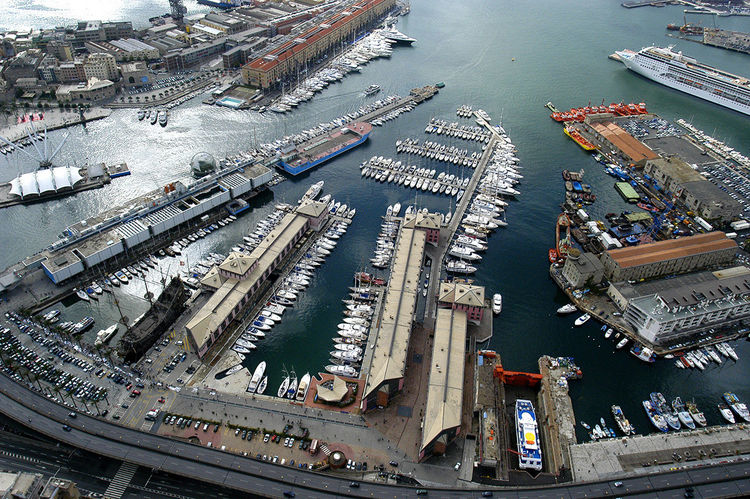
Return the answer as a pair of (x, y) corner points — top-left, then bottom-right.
(563, 126), (597, 151)
(642, 400), (669, 432)
(279, 122), (372, 176)
(247, 361), (266, 393)
(515, 399), (543, 471)
(94, 324), (118, 346)
(615, 46), (750, 116)
(723, 392), (750, 422)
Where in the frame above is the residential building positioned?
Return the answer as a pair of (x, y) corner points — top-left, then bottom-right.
(120, 61), (150, 87)
(1, 49), (43, 85)
(600, 232), (738, 282)
(74, 21), (133, 43)
(242, 0), (395, 89)
(54, 60), (86, 83)
(608, 266), (750, 345)
(84, 53), (119, 81)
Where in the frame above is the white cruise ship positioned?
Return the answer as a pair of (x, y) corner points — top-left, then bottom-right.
(515, 399), (542, 471)
(615, 46), (750, 116)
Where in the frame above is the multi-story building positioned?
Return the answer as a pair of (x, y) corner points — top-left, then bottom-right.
(120, 61), (150, 87)
(608, 266), (750, 345)
(600, 231), (737, 282)
(1, 49), (43, 85)
(560, 252), (605, 289)
(437, 280), (486, 324)
(54, 60), (86, 83)
(164, 38), (228, 71)
(242, 0), (395, 89)
(46, 40), (73, 61)
(56, 77), (115, 102)
(83, 53), (119, 81)
(74, 21), (133, 44)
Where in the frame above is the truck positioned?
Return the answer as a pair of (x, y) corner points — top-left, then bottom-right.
(309, 439), (319, 455)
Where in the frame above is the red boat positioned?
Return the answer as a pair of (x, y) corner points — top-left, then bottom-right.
(549, 248), (558, 263)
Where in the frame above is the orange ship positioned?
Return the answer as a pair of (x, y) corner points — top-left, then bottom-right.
(550, 101), (648, 122)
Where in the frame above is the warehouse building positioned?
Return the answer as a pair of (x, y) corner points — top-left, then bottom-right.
(608, 266), (750, 345)
(600, 232), (737, 282)
(419, 307), (467, 461)
(585, 116), (659, 163)
(437, 280), (485, 323)
(362, 220), (426, 411)
(186, 200), (329, 358)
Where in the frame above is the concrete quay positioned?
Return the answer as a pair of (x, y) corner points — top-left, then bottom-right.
(570, 423), (750, 481)
(0, 107), (111, 144)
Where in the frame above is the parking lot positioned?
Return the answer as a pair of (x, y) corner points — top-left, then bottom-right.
(700, 161), (750, 216)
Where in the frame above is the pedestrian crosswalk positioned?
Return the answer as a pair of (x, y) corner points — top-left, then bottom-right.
(320, 443), (332, 456)
(104, 461), (138, 499)
(0, 450), (39, 463)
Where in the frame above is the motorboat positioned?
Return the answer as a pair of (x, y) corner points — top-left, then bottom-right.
(331, 350), (362, 362)
(686, 400), (707, 427)
(287, 373), (298, 399)
(75, 288), (90, 302)
(334, 344), (363, 354)
(573, 313), (590, 326)
(325, 365), (358, 377)
(492, 294), (502, 315)
(225, 364), (244, 376)
(94, 324), (118, 347)
(604, 328), (613, 339)
(247, 361), (267, 393)
(235, 338), (256, 350)
(295, 373), (311, 402)
(232, 345), (251, 354)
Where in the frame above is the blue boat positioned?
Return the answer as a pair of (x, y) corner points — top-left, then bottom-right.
(515, 399), (542, 471)
(279, 123), (372, 176)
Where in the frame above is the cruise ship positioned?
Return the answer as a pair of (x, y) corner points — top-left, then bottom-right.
(615, 46), (750, 116)
(515, 399), (543, 471)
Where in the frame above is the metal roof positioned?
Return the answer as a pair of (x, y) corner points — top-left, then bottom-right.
(437, 281), (485, 307)
(363, 226), (426, 400)
(421, 308), (466, 452)
(606, 231), (736, 269)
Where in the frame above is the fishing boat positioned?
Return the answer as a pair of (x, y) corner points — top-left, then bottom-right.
(247, 361), (267, 393)
(723, 392), (750, 422)
(642, 400), (669, 432)
(686, 400), (707, 427)
(573, 313), (590, 326)
(295, 373), (311, 402)
(515, 399), (543, 471)
(277, 374), (290, 398)
(557, 303), (577, 315)
(611, 405), (635, 435)
(630, 344), (656, 362)
(492, 293), (502, 315)
(718, 403), (736, 423)
(651, 392), (680, 430)
(257, 376), (268, 394)
(672, 397), (696, 430)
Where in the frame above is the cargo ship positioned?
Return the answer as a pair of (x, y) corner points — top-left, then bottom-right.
(515, 399), (543, 471)
(563, 125), (597, 151)
(279, 122), (372, 176)
(614, 46), (750, 116)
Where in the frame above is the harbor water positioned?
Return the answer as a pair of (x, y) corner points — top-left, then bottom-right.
(2, 0), (750, 442)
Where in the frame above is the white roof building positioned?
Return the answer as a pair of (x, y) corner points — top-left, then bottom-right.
(8, 167), (84, 198)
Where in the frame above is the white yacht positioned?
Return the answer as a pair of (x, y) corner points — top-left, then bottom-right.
(492, 294), (502, 315)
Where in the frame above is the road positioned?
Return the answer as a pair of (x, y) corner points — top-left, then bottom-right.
(4, 372), (750, 497)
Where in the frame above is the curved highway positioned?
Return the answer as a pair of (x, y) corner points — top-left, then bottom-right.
(2, 373), (750, 498)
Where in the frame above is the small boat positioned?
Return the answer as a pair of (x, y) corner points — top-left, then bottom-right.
(557, 303), (577, 315)
(604, 328), (613, 339)
(492, 293), (502, 315)
(580, 421), (591, 430)
(287, 373), (298, 399)
(225, 364), (244, 376)
(573, 313), (590, 326)
(232, 345), (250, 354)
(616, 338), (628, 349)
(718, 403), (736, 424)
